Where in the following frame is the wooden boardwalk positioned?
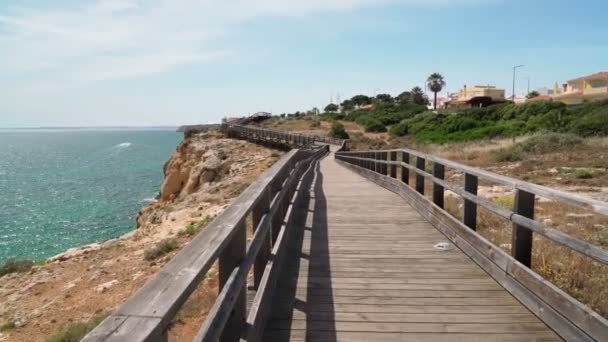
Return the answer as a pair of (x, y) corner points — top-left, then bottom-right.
(263, 153), (561, 341)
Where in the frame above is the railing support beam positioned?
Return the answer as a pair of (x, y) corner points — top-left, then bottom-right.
(415, 157), (425, 194)
(433, 163), (445, 208)
(389, 151), (397, 178)
(512, 189), (535, 267)
(252, 188), (271, 289)
(218, 221), (246, 342)
(401, 151), (410, 185)
(463, 173), (478, 230)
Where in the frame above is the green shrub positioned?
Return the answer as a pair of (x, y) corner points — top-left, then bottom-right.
(493, 147), (525, 162)
(47, 314), (107, 342)
(575, 169), (593, 179)
(389, 121), (409, 136)
(0, 259), (34, 277)
(144, 238), (178, 261)
(270, 151), (280, 158)
(570, 111), (608, 136)
(516, 132), (583, 154)
(309, 120), (321, 128)
(1, 321), (16, 332)
(328, 122), (349, 139)
(363, 118), (387, 132)
(179, 223), (200, 237)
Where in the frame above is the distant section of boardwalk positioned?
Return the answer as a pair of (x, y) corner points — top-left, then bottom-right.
(263, 153), (561, 341)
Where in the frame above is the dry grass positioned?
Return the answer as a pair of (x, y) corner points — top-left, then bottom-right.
(444, 195), (608, 317)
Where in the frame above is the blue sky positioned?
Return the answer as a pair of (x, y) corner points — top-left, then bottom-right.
(1, 0), (607, 127)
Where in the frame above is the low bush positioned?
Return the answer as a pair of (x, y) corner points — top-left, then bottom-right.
(144, 238), (178, 261)
(328, 122), (349, 139)
(493, 133), (582, 162)
(1, 321), (16, 332)
(363, 118), (387, 132)
(386, 99), (608, 143)
(0, 259), (34, 277)
(389, 121), (409, 136)
(575, 169), (593, 179)
(516, 132), (583, 154)
(47, 314), (107, 342)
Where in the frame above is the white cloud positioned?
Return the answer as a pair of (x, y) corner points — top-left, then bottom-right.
(0, 0), (485, 85)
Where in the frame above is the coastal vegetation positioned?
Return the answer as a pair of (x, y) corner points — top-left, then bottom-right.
(0, 259), (34, 277)
(144, 238), (178, 261)
(328, 122), (349, 139)
(388, 99), (608, 143)
(47, 314), (107, 342)
(298, 84), (608, 144)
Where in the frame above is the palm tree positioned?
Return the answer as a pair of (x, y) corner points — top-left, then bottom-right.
(426, 73), (446, 110)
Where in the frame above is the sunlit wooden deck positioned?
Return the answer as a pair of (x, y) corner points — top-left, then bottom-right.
(263, 154), (561, 341)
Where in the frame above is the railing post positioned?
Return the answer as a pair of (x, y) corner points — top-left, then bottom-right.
(389, 151), (397, 178)
(512, 189), (535, 267)
(373, 152), (379, 173)
(252, 187), (271, 289)
(218, 221), (246, 342)
(463, 173), (478, 230)
(382, 152), (389, 176)
(433, 162), (445, 208)
(367, 152), (372, 170)
(415, 157), (425, 194)
(401, 151), (410, 185)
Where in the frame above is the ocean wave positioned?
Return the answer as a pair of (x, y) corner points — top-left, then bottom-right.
(115, 142), (132, 148)
(140, 197), (157, 204)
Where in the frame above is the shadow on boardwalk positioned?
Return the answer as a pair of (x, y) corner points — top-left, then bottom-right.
(263, 158), (337, 341)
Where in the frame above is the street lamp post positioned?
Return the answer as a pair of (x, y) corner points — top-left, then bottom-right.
(512, 65), (525, 101)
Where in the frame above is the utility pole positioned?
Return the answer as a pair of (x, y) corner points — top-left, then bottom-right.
(512, 65), (525, 101)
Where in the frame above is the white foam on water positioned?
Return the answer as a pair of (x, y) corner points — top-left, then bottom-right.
(141, 197), (157, 204)
(116, 142), (132, 148)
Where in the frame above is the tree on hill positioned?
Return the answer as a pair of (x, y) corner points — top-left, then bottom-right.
(350, 94), (372, 107)
(340, 99), (355, 112)
(324, 103), (339, 113)
(375, 93), (394, 104)
(411, 86), (429, 106)
(397, 91), (412, 104)
(427, 72), (446, 110)
(527, 91), (541, 99)
(328, 122), (349, 139)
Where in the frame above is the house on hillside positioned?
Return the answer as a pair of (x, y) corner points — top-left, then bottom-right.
(530, 72), (608, 104)
(445, 85), (508, 109)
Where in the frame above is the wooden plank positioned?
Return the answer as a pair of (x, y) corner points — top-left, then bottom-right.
(271, 304), (529, 314)
(266, 321), (552, 334)
(273, 312), (541, 323)
(264, 330), (561, 342)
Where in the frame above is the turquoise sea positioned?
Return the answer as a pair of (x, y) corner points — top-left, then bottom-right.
(0, 129), (181, 262)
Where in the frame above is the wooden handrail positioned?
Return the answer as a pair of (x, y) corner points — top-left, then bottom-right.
(335, 148), (608, 341)
(84, 145), (328, 342)
(226, 124), (347, 148)
(335, 152), (608, 264)
(341, 148), (608, 215)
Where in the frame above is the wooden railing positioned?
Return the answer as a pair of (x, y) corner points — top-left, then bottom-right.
(226, 124), (347, 148)
(84, 144), (328, 341)
(335, 148), (608, 341)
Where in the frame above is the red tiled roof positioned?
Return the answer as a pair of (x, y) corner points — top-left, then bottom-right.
(527, 95), (552, 101)
(568, 72), (608, 82)
(553, 91), (584, 98)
